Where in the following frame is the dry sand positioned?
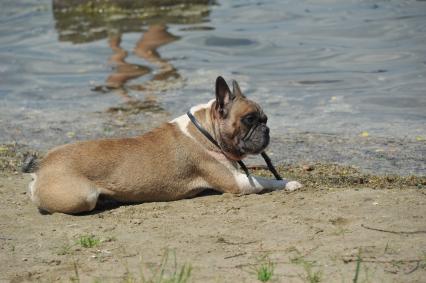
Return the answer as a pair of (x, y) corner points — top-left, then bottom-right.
(0, 150), (425, 282)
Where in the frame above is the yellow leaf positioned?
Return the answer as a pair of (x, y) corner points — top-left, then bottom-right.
(360, 131), (369, 137)
(66, 132), (76, 138)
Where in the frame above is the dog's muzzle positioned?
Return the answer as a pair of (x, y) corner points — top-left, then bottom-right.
(241, 124), (270, 154)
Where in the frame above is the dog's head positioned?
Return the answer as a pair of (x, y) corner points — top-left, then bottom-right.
(213, 76), (269, 161)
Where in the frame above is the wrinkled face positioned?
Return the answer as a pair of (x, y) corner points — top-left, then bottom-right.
(214, 77), (270, 160)
(218, 99), (269, 160)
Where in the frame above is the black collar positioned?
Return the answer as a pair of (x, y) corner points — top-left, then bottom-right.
(186, 111), (282, 180)
(186, 111), (221, 150)
(187, 111), (250, 176)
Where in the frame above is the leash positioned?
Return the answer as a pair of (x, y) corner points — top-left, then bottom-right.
(187, 111), (282, 180)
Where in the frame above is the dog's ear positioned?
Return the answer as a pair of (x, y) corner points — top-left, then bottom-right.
(232, 80), (245, 98)
(215, 76), (234, 117)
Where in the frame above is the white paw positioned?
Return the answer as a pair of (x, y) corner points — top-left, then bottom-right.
(285, 181), (303, 191)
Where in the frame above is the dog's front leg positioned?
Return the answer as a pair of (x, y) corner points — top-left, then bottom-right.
(233, 173), (302, 195)
(200, 161), (302, 195)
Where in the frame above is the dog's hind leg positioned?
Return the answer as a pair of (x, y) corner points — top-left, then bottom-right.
(31, 173), (100, 214)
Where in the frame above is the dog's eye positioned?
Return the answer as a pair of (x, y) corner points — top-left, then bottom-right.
(243, 115), (258, 126)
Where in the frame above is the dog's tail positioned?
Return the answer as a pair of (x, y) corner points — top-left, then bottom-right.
(21, 153), (39, 173)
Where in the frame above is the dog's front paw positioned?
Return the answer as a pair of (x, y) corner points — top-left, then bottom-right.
(285, 181), (303, 191)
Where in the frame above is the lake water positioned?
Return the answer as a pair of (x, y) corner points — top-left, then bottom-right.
(0, 0), (425, 175)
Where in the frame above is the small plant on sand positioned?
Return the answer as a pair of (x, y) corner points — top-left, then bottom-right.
(422, 253), (426, 268)
(76, 235), (100, 248)
(70, 259), (80, 283)
(57, 243), (72, 255)
(352, 250), (362, 283)
(255, 257), (275, 282)
(352, 249), (376, 283)
(290, 254), (322, 283)
(126, 249), (192, 283)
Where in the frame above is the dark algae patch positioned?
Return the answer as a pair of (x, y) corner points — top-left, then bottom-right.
(252, 163), (426, 190)
(106, 99), (165, 115)
(52, 0), (212, 43)
(0, 144), (31, 174)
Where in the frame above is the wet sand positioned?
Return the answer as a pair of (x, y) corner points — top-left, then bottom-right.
(2, 108), (424, 176)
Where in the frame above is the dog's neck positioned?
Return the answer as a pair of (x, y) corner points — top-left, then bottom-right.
(188, 100), (222, 153)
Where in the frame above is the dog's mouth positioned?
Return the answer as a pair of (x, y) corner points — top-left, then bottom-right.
(241, 136), (269, 155)
(239, 126), (270, 155)
(218, 125), (270, 160)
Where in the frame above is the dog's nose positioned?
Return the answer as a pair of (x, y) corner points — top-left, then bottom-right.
(263, 127), (270, 135)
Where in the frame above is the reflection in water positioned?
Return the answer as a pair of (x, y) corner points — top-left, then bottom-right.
(133, 25), (180, 82)
(105, 34), (151, 98)
(52, 0), (212, 113)
(52, 0), (212, 43)
(105, 24), (179, 103)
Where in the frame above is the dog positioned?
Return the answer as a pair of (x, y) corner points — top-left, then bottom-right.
(23, 76), (302, 214)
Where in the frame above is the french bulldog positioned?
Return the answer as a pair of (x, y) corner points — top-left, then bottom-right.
(24, 76), (302, 214)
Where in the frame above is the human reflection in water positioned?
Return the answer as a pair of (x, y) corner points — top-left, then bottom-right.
(52, 0), (212, 113)
(106, 25), (180, 92)
(133, 25), (180, 82)
(104, 24), (180, 112)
